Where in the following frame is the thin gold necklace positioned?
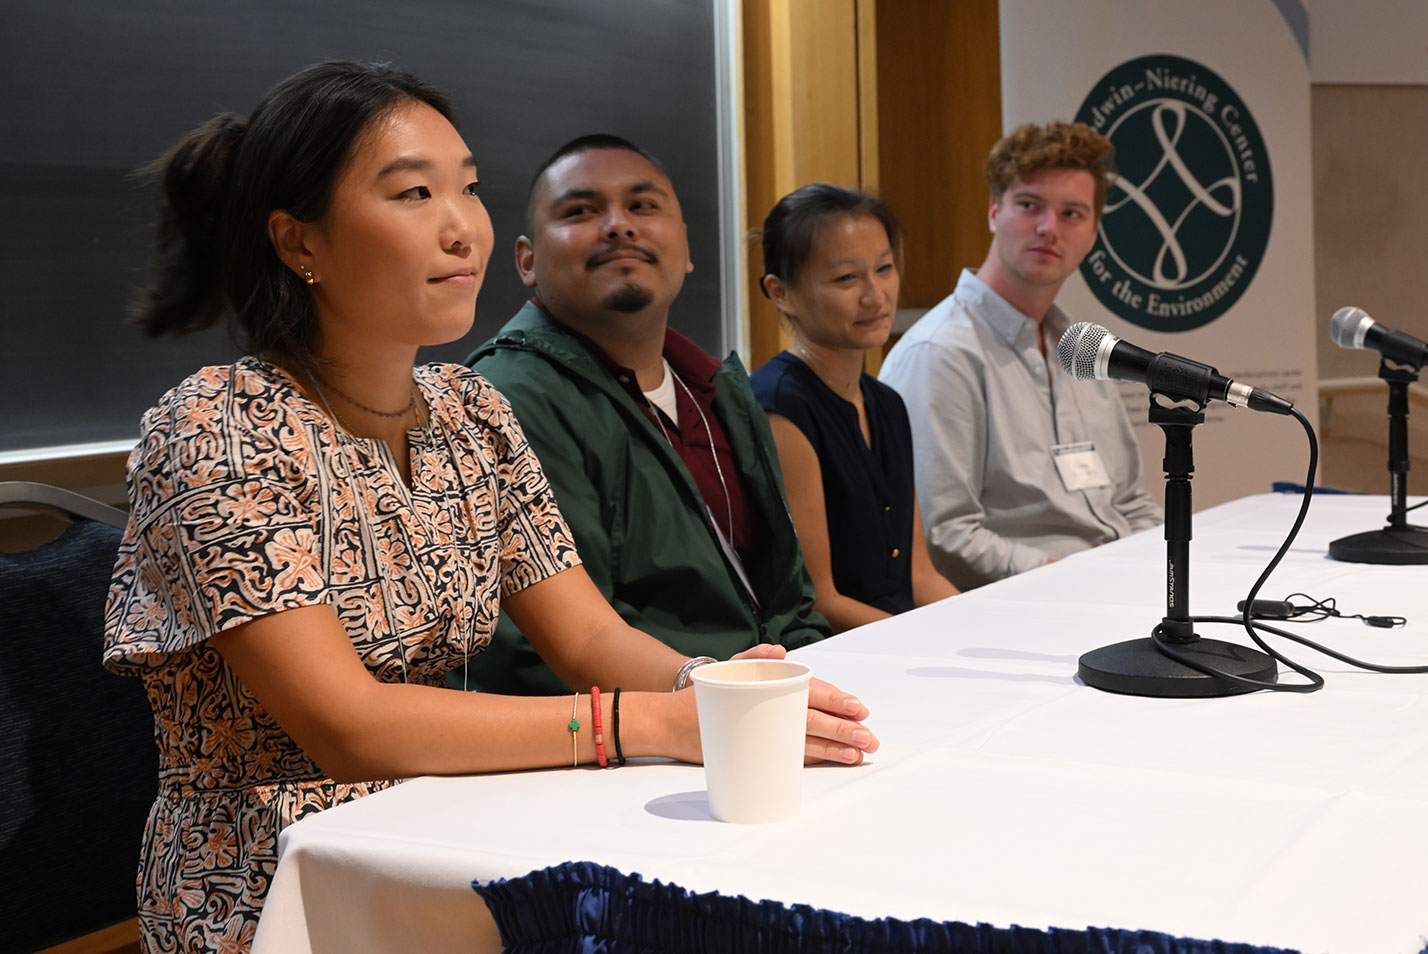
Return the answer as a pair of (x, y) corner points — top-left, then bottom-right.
(301, 363), (426, 434)
(795, 344), (859, 397)
(322, 377), (416, 418)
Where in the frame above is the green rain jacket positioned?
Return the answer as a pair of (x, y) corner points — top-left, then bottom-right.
(460, 301), (830, 695)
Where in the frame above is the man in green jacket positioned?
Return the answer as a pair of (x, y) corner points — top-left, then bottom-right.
(461, 134), (830, 695)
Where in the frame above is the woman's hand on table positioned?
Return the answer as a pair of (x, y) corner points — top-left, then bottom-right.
(727, 644), (878, 766)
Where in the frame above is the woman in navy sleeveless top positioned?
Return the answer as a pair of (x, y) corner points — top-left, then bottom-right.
(750, 185), (958, 632)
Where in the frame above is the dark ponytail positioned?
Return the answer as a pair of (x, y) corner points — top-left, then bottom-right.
(132, 60), (456, 361)
(134, 114), (245, 337)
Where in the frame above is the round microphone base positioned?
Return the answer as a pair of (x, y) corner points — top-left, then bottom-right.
(1078, 636), (1277, 698)
(1328, 527), (1428, 565)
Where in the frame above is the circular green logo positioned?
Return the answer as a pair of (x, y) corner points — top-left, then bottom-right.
(1075, 54), (1273, 332)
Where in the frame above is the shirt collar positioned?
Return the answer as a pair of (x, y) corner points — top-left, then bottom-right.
(956, 269), (1072, 351)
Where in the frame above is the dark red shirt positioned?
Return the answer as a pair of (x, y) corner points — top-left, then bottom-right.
(531, 298), (758, 560)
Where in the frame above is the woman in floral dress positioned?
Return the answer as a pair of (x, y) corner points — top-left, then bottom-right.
(103, 60), (877, 953)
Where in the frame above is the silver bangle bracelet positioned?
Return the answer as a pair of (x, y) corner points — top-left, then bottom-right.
(673, 656), (717, 692)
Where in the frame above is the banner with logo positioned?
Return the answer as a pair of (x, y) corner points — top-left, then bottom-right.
(999, 0), (1318, 510)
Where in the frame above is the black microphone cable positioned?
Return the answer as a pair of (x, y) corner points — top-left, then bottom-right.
(1401, 499), (1428, 516)
(1151, 406), (1428, 688)
(1242, 593), (1406, 628)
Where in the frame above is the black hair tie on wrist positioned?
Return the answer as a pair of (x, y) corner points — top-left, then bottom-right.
(612, 688), (627, 767)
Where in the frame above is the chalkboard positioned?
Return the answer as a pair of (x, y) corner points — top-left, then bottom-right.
(0, 0), (724, 454)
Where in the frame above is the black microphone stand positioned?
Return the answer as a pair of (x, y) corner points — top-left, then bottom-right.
(1328, 359), (1428, 564)
(1078, 395), (1278, 696)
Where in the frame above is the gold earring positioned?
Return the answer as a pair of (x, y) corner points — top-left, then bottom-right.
(301, 267), (315, 286)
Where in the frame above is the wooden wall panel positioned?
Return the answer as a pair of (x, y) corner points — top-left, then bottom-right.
(743, 0), (872, 367)
(742, 0), (792, 367)
(743, 0), (1002, 368)
(875, 0), (1002, 310)
(786, 0), (863, 187)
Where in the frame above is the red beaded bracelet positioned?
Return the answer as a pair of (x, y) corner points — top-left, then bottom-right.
(590, 685), (608, 768)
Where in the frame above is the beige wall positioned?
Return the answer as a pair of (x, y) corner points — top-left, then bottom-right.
(1312, 82), (1428, 492)
(1312, 84), (1428, 379)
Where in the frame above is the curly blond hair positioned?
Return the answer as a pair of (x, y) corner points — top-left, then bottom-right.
(985, 121), (1117, 218)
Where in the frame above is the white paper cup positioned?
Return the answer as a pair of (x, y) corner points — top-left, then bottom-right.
(690, 658), (811, 824)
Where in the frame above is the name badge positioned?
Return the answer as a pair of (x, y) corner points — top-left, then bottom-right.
(1052, 441), (1112, 491)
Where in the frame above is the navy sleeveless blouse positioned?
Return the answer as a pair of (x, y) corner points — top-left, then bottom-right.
(750, 351), (916, 615)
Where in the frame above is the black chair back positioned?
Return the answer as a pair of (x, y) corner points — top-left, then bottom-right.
(0, 516), (157, 953)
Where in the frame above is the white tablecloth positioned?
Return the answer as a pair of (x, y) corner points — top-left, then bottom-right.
(253, 493), (1428, 954)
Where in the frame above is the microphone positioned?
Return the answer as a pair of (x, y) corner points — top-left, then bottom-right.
(1329, 306), (1428, 369)
(1057, 322), (1294, 415)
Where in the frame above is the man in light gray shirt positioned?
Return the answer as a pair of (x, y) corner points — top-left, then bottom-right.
(879, 121), (1161, 589)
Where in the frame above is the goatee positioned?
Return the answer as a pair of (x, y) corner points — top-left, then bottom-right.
(603, 283), (654, 314)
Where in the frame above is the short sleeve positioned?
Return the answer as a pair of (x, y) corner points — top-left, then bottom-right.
(104, 367), (330, 674)
(442, 366), (581, 598)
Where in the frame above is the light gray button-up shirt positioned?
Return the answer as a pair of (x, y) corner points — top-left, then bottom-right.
(879, 269), (1162, 589)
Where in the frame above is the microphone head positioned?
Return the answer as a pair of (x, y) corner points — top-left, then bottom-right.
(1058, 321), (1112, 380)
(1329, 306), (1373, 350)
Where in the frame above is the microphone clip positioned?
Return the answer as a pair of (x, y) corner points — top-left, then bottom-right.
(1149, 391), (1207, 414)
(1148, 393), (1206, 425)
(1378, 356), (1422, 386)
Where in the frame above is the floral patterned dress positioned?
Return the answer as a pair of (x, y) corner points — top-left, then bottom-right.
(103, 358), (579, 953)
